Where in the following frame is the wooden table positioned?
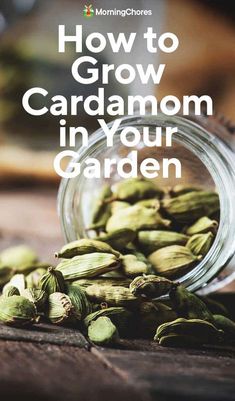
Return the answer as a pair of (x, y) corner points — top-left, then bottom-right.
(0, 188), (234, 401)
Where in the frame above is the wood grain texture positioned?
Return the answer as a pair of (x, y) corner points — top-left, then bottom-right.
(0, 323), (89, 348)
(95, 343), (235, 401)
(0, 341), (149, 401)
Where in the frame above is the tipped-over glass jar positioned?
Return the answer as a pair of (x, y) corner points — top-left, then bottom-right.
(58, 113), (235, 294)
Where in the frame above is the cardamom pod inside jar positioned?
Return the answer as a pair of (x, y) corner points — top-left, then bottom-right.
(58, 114), (235, 294)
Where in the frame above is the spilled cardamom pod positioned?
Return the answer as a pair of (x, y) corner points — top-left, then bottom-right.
(162, 191), (220, 223)
(9, 274), (26, 293)
(121, 254), (149, 277)
(55, 239), (120, 259)
(94, 228), (136, 251)
(2, 284), (20, 297)
(47, 292), (74, 325)
(73, 277), (131, 289)
(169, 285), (215, 323)
(88, 316), (119, 345)
(56, 253), (120, 280)
(201, 297), (229, 317)
(130, 275), (174, 299)
(17, 262), (51, 275)
(137, 230), (189, 255)
(101, 270), (127, 279)
(157, 333), (201, 347)
(148, 245), (200, 278)
(213, 314), (235, 344)
(186, 216), (218, 235)
(25, 267), (47, 289)
(0, 295), (37, 327)
(137, 301), (177, 339)
(66, 284), (92, 319)
(106, 205), (171, 233)
(127, 249), (153, 272)
(83, 306), (133, 338)
(21, 288), (47, 311)
(155, 318), (223, 346)
(0, 245), (38, 273)
(0, 265), (13, 287)
(85, 284), (138, 307)
(39, 267), (65, 295)
(186, 232), (214, 256)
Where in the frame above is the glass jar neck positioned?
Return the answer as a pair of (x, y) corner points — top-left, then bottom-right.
(58, 114), (235, 294)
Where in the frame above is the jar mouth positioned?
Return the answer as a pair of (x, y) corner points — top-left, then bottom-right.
(58, 114), (235, 293)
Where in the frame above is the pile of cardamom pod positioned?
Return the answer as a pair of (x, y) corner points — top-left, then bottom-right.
(0, 177), (234, 348)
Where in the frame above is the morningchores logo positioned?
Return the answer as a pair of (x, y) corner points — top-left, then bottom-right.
(83, 5), (95, 18)
(83, 5), (152, 18)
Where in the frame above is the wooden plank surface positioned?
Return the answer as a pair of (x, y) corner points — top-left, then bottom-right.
(0, 322), (89, 348)
(95, 343), (235, 401)
(0, 188), (234, 401)
(0, 341), (148, 401)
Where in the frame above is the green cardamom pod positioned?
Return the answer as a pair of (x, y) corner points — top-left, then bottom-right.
(89, 184), (112, 230)
(186, 232), (214, 256)
(73, 277), (131, 289)
(0, 265), (13, 287)
(2, 284), (20, 297)
(39, 267), (65, 295)
(21, 288), (47, 311)
(200, 297), (229, 317)
(137, 301), (177, 339)
(129, 275), (174, 299)
(47, 292), (74, 324)
(0, 295), (37, 327)
(121, 254), (149, 277)
(17, 262), (51, 275)
(55, 239), (120, 259)
(162, 191), (220, 224)
(127, 248), (153, 272)
(101, 270), (127, 279)
(170, 185), (202, 197)
(148, 245), (200, 278)
(213, 314), (235, 344)
(135, 198), (160, 210)
(137, 230), (189, 255)
(106, 205), (171, 233)
(83, 306), (133, 338)
(85, 284), (138, 307)
(155, 318), (223, 345)
(186, 216), (218, 235)
(19, 262), (52, 275)
(56, 253), (120, 280)
(9, 273), (26, 293)
(94, 228), (136, 251)
(111, 177), (163, 202)
(169, 285), (215, 323)
(66, 284), (92, 319)
(0, 245), (38, 273)
(25, 267), (47, 289)
(157, 333), (203, 347)
(88, 316), (119, 345)
(110, 201), (130, 214)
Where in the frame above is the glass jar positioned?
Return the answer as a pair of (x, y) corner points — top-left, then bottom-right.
(58, 114), (235, 294)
